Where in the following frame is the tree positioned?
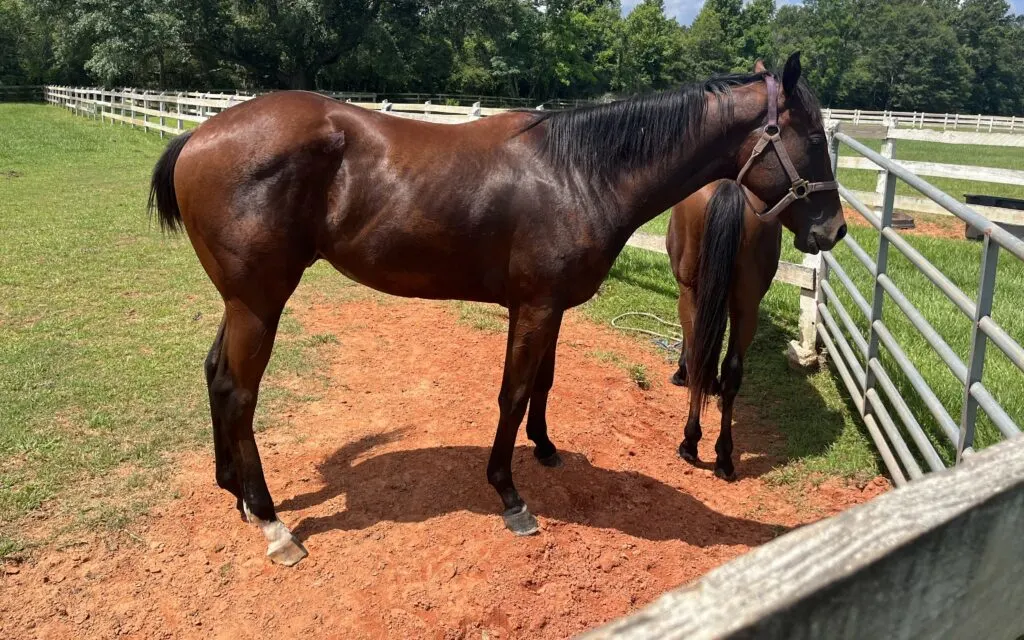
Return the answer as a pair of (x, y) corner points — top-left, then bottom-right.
(615, 0), (686, 93)
(956, 0), (1024, 114)
(844, 0), (971, 111)
(681, 4), (735, 80)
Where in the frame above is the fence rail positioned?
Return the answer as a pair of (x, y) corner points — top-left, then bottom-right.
(824, 107), (1023, 133)
(817, 123), (1024, 486)
(584, 436), (1024, 639)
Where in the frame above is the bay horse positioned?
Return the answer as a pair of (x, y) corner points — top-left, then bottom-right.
(149, 52), (845, 565)
(666, 61), (844, 483)
(666, 181), (780, 481)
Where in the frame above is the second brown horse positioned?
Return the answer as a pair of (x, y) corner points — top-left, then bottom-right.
(666, 181), (784, 481)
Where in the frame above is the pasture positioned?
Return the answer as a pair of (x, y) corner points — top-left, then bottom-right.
(0, 104), (885, 635)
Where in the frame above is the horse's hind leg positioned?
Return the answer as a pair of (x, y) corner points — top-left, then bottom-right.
(714, 303), (758, 481)
(205, 320), (242, 513)
(209, 290), (307, 566)
(526, 318), (564, 468)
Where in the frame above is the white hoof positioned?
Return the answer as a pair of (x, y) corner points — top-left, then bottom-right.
(243, 502), (308, 567)
(267, 532), (308, 567)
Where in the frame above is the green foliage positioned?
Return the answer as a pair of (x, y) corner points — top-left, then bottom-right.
(1, 0), (1023, 112)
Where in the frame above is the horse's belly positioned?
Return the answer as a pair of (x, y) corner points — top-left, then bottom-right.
(322, 247), (508, 304)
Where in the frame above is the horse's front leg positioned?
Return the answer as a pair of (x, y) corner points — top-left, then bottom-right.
(487, 304), (562, 535)
(525, 313), (564, 468)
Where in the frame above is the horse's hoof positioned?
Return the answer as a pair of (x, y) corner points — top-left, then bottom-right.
(678, 442), (699, 464)
(267, 534), (308, 567)
(714, 467), (737, 482)
(669, 370), (687, 387)
(536, 451), (564, 468)
(502, 505), (540, 536)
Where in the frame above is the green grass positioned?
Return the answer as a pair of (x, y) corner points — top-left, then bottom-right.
(582, 246), (880, 481)
(0, 104), (351, 558)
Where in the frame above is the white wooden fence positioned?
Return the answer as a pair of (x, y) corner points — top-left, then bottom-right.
(829, 121), (1024, 226)
(823, 107), (1024, 134)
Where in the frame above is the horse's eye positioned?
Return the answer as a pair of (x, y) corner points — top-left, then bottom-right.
(808, 135), (825, 146)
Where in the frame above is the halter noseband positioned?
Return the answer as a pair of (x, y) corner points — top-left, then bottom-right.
(735, 74), (838, 221)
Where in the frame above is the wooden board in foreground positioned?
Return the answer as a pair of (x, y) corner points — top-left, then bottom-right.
(582, 437), (1024, 640)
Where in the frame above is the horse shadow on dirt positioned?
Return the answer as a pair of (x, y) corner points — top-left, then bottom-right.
(280, 430), (789, 547)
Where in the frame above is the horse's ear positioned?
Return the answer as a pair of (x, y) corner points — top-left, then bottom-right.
(782, 51), (801, 95)
(753, 59), (766, 73)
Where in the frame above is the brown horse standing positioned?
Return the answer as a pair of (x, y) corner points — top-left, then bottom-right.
(665, 182), (781, 480)
(149, 52), (845, 565)
(665, 61), (845, 482)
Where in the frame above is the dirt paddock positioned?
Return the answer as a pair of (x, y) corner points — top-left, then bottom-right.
(0, 297), (886, 639)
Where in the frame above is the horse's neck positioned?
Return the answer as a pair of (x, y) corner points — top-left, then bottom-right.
(610, 89), (765, 236)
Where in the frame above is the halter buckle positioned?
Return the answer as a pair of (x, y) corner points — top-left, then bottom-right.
(791, 178), (810, 200)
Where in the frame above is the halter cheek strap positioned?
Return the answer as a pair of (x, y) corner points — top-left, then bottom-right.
(736, 74), (839, 221)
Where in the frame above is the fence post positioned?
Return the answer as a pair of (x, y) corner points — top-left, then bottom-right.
(424, 99), (431, 115)
(470, 101), (482, 120)
(959, 235), (999, 462)
(159, 95), (166, 139)
(864, 128), (899, 407)
(874, 122), (897, 216)
(788, 252), (824, 370)
(176, 92), (183, 132)
(786, 121), (841, 369)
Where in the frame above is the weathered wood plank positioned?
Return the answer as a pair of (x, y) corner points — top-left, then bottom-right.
(624, 232), (814, 289)
(838, 157), (1024, 186)
(583, 437), (1024, 640)
(888, 127), (1024, 148)
(101, 111), (183, 135)
(842, 190), (1024, 226)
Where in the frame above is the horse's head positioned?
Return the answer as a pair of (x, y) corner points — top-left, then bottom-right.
(734, 53), (846, 254)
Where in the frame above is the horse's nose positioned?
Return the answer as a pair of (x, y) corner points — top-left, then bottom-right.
(835, 223), (848, 242)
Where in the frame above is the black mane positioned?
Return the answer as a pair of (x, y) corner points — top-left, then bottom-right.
(525, 71), (823, 182)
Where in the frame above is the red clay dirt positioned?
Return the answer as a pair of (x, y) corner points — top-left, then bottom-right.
(0, 297), (887, 639)
(844, 205), (965, 240)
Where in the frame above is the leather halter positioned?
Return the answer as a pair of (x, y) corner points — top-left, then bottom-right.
(735, 74), (838, 221)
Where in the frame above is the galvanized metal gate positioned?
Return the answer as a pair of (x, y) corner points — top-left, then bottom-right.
(820, 123), (1024, 485)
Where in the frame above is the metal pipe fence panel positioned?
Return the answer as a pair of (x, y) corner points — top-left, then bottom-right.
(820, 124), (1024, 482)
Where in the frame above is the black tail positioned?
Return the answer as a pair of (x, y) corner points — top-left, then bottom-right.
(690, 181), (746, 404)
(147, 131), (193, 233)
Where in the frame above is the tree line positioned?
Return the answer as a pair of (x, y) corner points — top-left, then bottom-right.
(1, 0), (1022, 114)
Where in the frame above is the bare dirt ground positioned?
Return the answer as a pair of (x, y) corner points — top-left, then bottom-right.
(845, 206), (965, 240)
(0, 297), (887, 639)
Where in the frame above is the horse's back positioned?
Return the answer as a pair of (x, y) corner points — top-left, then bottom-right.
(666, 180), (781, 299)
(666, 181), (724, 287)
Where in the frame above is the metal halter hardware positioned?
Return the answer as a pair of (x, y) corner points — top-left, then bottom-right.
(735, 74), (839, 221)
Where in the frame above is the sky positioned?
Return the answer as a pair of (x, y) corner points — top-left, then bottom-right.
(622, 0), (1024, 25)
